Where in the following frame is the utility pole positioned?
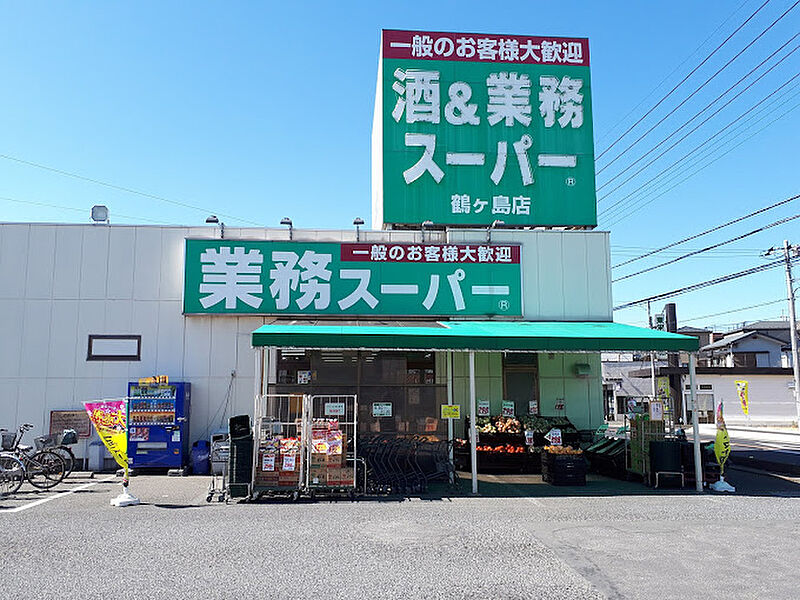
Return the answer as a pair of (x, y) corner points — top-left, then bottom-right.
(781, 240), (800, 425)
(647, 301), (656, 401)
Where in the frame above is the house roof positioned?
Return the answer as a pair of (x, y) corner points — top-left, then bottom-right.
(701, 330), (788, 352)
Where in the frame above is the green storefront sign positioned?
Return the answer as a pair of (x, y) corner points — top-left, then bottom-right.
(374, 30), (596, 228)
(183, 239), (522, 317)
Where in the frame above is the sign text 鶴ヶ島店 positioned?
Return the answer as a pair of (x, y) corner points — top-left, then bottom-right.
(183, 239), (522, 316)
(372, 29), (596, 228)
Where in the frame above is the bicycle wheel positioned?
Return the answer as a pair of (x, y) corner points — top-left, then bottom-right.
(25, 451), (66, 489)
(0, 454), (25, 496)
(53, 446), (76, 477)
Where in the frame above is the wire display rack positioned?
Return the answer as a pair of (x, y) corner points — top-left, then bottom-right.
(251, 394), (306, 501)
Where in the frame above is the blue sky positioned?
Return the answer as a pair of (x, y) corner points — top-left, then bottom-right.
(0, 1), (798, 330)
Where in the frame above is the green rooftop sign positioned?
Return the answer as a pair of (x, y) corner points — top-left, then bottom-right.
(184, 239), (522, 317)
(372, 29), (596, 229)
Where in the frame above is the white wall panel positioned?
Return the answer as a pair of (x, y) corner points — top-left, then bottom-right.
(0, 379), (20, 430)
(0, 299), (24, 377)
(133, 227), (162, 301)
(52, 227), (83, 299)
(24, 225), (56, 299)
(160, 228), (188, 301)
(0, 224), (29, 299)
(586, 235), (612, 319)
(132, 301), (159, 374)
(79, 227), (110, 299)
(47, 300), (79, 379)
(74, 300), (107, 378)
(44, 377), (76, 421)
(562, 233), (589, 319)
(187, 377), (209, 442)
(183, 316), (211, 378)
(106, 227), (135, 299)
(156, 302), (185, 377)
(73, 377), (104, 405)
(536, 234), (565, 320)
(16, 379), (47, 432)
(209, 318), (238, 377)
(20, 300), (52, 378)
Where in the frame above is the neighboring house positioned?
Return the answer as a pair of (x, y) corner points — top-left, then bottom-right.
(678, 326), (713, 366)
(700, 320), (797, 368)
(601, 359), (665, 420)
(628, 365), (797, 426)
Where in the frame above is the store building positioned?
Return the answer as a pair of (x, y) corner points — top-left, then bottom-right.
(0, 29), (705, 491)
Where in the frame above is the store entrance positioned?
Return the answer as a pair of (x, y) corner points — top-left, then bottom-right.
(503, 353), (539, 416)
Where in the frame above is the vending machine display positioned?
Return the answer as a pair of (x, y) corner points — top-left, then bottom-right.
(127, 382), (191, 470)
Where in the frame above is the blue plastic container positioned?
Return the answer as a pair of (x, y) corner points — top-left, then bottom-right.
(191, 440), (210, 475)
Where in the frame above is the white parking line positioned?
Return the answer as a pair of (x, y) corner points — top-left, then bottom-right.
(0, 476), (116, 513)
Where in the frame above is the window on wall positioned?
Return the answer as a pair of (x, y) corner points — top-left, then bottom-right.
(87, 335), (141, 361)
(503, 353), (539, 416)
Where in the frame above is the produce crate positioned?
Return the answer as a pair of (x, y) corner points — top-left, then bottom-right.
(541, 452), (587, 486)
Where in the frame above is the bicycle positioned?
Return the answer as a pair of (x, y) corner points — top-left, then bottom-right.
(34, 429), (79, 478)
(0, 424), (66, 489)
(0, 452), (25, 497)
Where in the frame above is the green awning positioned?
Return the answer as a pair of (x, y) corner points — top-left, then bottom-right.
(251, 321), (699, 353)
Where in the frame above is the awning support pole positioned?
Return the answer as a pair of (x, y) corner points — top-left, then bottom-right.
(469, 350), (478, 495)
(689, 352), (703, 493)
(447, 351), (454, 483)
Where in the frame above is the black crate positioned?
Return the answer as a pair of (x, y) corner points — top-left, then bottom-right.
(228, 483), (249, 498)
(229, 414), (251, 439)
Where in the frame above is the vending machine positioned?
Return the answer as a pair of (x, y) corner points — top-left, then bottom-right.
(127, 382), (191, 470)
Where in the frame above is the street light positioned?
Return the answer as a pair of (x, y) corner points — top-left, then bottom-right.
(280, 217), (293, 240)
(205, 215), (225, 239)
(486, 219), (504, 243)
(353, 217), (365, 242)
(421, 220), (434, 243)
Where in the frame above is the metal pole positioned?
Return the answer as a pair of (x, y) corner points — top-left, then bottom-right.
(782, 240), (800, 425)
(648, 302), (656, 401)
(689, 353), (703, 493)
(447, 351), (454, 482)
(469, 350), (478, 495)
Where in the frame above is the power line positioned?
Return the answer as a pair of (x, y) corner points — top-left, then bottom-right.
(602, 95), (800, 227)
(0, 153), (264, 226)
(594, 0), (751, 145)
(613, 212), (800, 282)
(613, 257), (793, 310)
(613, 194), (800, 268)
(681, 298), (786, 323)
(595, 0), (771, 160)
(597, 33), (800, 184)
(598, 73), (800, 218)
(0, 194), (164, 224)
(603, 86), (800, 228)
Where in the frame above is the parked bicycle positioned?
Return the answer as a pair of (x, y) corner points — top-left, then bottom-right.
(34, 428), (79, 478)
(0, 452), (25, 497)
(0, 424), (66, 490)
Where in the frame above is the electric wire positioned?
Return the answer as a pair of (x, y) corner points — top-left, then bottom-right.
(612, 212), (800, 282)
(681, 298), (786, 323)
(0, 194), (165, 224)
(597, 33), (800, 185)
(598, 73), (800, 219)
(613, 257), (795, 310)
(0, 153), (264, 226)
(594, 0), (751, 144)
(602, 96), (800, 227)
(598, 57), (800, 203)
(596, 0), (772, 160)
(603, 86), (800, 228)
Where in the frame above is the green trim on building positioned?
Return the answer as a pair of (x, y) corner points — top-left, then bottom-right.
(251, 321), (699, 352)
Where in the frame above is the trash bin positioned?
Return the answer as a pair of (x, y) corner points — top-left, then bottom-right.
(191, 440), (210, 475)
(88, 440), (105, 473)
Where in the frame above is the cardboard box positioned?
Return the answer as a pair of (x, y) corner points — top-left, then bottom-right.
(309, 465), (327, 485)
(339, 466), (354, 487)
(310, 453), (327, 467)
(326, 453), (343, 467)
(326, 468), (341, 486)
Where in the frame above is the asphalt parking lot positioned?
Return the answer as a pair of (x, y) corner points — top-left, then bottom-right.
(2, 468), (800, 600)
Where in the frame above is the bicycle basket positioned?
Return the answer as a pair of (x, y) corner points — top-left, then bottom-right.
(60, 429), (78, 445)
(34, 434), (57, 450)
(1, 432), (15, 451)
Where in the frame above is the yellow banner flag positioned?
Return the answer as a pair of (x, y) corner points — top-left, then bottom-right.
(714, 400), (731, 474)
(84, 400), (128, 472)
(735, 380), (749, 415)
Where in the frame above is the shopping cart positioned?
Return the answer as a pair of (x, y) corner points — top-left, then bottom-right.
(207, 436), (230, 503)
